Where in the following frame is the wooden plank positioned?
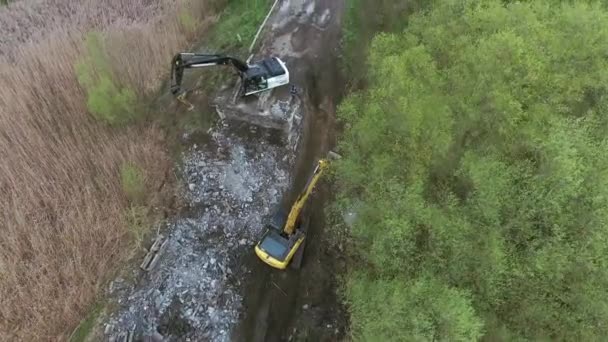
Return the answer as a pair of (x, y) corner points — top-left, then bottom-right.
(140, 235), (167, 272)
(113, 328), (134, 342)
(147, 239), (168, 271)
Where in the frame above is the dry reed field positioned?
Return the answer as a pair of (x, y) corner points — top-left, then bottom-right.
(0, 0), (223, 339)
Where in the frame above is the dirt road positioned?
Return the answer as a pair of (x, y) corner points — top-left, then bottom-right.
(100, 1), (346, 341)
(232, 1), (346, 341)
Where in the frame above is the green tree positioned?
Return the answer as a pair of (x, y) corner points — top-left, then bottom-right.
(347, 275), (484, 342)
(75, 32), (139, 126)
(341, 0), (430, 86)
(337, 0), (608, 340)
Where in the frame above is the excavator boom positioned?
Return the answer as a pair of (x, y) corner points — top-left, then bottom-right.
(170, 53), (248, 96)
(282, 159), (330, 235)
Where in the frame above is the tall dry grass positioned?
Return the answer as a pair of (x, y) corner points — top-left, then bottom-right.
(1, 0), (184, 57)
(0, 0), (223, 340)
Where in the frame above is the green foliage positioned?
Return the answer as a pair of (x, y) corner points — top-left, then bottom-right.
(338, 0), (608, 340)
(179, 9), (197, 32)
(341, 0), (362, 76)
(75, 32), (139, 126)
(120, 162), (145, 204)
(341, 0), (430, 85)
(69, 302), (102, 342)
(125, 205), (149, 248)
(348, 275), (484, 341)
(207, 0), (271, 54)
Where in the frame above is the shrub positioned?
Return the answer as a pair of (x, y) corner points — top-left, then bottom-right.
(126, 205), (150, 249)
(179, 9), (197, 32)
(75, 32), (140, 126)
(120, 162), (146, 204)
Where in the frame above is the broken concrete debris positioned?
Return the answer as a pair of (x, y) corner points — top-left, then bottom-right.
(103, 122), (293, 341)
(214, 84), (303, 146)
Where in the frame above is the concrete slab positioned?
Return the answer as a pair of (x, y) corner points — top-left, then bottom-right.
(212, 80), (302, 148)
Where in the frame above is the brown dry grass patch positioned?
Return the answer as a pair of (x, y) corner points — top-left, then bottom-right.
(0, 0), (223, 340)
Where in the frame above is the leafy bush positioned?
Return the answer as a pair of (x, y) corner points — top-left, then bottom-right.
(348, 275), (483, 341)
(179, 9), (197, 32)
(120, 161), (146, 204)
(75, 32), (139, 126)
(125, 205), (149, 249)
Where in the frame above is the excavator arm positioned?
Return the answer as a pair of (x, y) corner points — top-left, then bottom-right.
(282, 159), (330, 235)
(170, 53), (249, 96)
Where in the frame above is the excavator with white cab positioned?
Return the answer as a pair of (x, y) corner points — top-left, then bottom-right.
(170, 52), (290, 99)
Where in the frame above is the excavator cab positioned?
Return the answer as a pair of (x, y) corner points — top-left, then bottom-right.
(255, 226), (306, 270)
(255, 206), (309, 270)
(242, 57), (289, 96)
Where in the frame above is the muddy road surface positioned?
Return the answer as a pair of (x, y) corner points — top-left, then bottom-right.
(233, 0), (346, 341)
(100, 1), (346, 341)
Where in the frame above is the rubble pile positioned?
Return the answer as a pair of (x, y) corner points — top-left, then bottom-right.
(104, 122), (292, 341)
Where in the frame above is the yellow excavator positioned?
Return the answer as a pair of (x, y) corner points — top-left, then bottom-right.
(254, 152), (339, 270)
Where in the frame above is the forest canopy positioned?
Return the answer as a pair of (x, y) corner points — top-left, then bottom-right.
(337, 0), (608, 340)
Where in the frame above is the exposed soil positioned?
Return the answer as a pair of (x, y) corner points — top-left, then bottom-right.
(98, 1), (347, 341)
